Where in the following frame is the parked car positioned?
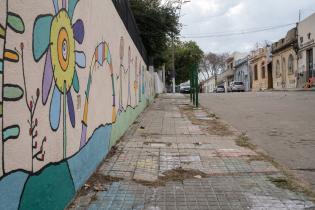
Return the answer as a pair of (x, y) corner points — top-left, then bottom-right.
(180, 85), (190, 94)
(214, 85), (225, 93)
(229, 81), (245, 92)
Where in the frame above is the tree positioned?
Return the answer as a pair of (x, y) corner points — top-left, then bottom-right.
(201, 52), (228, 85)
(129, 0), (180, 67)
(165, 41), (204, 85)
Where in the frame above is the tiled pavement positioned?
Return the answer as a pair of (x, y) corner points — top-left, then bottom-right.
(69, 94), (315, 210)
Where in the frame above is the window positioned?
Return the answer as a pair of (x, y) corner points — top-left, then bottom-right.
(276, 60), (280, 77)
(300, 36), (303, 43)
(288, 54), (294, 74)
(254, 65), (258, 80)
(261, 62), (266, 79)
(308, 33), (311, 39)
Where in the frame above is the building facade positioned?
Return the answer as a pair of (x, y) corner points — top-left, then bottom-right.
(297, 13), (315, 88)
(249, 47), (273, 91)
(203, 76), (216, 93)
(220, 52), (247, 92)
(271, 28), (298, 89)
(234, 55), (251, 91)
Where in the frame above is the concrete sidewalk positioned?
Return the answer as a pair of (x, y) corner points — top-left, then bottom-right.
(69, 94), (315, 210)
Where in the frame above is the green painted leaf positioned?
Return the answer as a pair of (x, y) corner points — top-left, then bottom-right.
(4, 84), (24, 101)
(3, 125), (20, 141)
(7, 12), (25, 33)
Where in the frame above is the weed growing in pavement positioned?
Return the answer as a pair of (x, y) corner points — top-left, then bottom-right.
(133, 168), (209, 187)
(236, 133), (256, 149)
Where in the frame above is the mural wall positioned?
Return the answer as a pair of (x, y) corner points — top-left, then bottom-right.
(0, 0), (155, 209)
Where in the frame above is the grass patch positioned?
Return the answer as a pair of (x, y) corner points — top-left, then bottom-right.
(246, 155), (266, 163)
(235, 133), (256, 149)
(269, 177), (298, 191)
(179, 105), (233, 136)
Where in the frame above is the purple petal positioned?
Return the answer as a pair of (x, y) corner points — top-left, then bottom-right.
(42, 48), (53, 105)
(72, 19), (84, 44)
(67, 91), (75, 128)
(62, 0), (67, 9)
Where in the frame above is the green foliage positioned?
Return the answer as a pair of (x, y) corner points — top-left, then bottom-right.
(166, 41), (204, 85)
(129, 0), (180, 66)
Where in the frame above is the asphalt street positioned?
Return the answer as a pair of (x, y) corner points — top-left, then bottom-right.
(200, 91), (315, 191)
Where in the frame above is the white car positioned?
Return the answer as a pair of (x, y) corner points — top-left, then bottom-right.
(228, 81), (245, 92)
(214, 85), (225, 93)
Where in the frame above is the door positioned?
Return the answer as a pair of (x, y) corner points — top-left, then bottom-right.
(307, 49), (314, 79)
(268, 63), (273, 89)
(282, 58), (286, 88)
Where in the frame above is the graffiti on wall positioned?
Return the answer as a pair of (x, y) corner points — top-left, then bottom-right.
(0, 0), (155, 209)
(33, 0), (86, 159)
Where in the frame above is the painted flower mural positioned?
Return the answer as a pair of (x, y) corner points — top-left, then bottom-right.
(32, 0), (85, 157)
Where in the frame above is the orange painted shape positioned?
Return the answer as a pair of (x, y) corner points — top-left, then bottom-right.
(94, 47), (98, 63)
(4, 50), (19, 62)
(57, 28), (70, 71)
(83, 98), (89, 123)
(112, 106), (116, 123)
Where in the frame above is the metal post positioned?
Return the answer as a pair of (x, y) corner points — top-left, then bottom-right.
(195, 64), (199, 107)
(192, 65), (195, 105)
(190, 65), (193, 102)
(193, 65), (197, 106)
(172, 35), (176, 93)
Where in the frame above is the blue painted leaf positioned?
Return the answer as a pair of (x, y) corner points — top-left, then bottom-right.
(75, 51), (86, 68)
(73, 70), (80, 93)
(53, 0), (59, 14)
(68, 0), (79, 19)
(33, 14), (53, 61)
(3, 125), (20, 141)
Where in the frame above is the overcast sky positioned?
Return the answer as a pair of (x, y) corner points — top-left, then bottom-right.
(175, 0), (315, 54)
